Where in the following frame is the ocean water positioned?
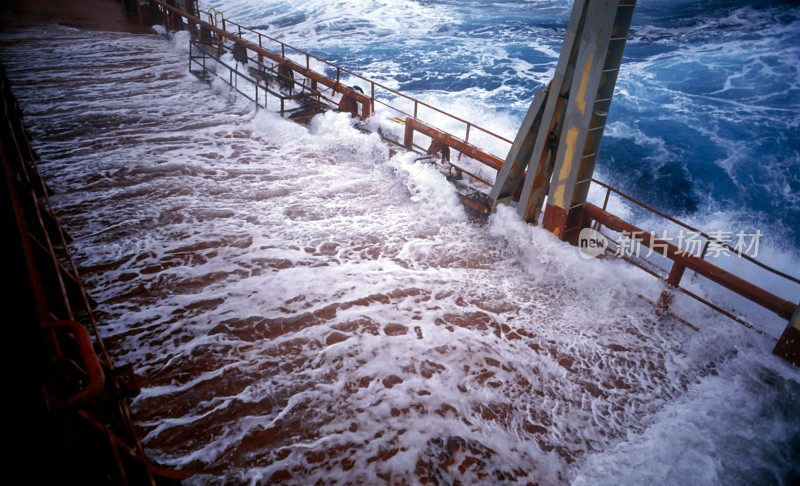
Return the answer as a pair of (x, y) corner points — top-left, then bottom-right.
(201, 0), (800, 362)
(204, 0), (800, 247)
(1, 1), (799, 484)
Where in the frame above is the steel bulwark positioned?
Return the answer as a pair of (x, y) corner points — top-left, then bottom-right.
(1, 64), (190, 484)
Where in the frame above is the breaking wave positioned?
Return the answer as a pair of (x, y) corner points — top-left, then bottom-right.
(2, 0), (799, 482)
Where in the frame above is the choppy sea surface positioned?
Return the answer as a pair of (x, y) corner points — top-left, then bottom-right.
(1, 0), (799, 483)
(206, 0), (800, 245)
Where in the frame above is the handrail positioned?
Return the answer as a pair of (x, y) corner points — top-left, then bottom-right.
(156, 2), (799, 334)
(590, 178), (800, 286)
(197, 6), (515, 149)
(584, 203), (797, 320)
(49, 320), (106, 407)
(156, 1), (373, 117)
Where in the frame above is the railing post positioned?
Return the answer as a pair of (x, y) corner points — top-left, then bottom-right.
(699, 240), (710, 259)
(594, 186), (611, 231)
(666, 262), (686, 287)
(655, 259), (686, 318)
(371, 82), (375, 112)
(413, 100), (418, 119)
(773, 306), (800, 365)
(362, 97), (371, 119)
(465, 123), (471, 144)
(404, 119), (414, 149)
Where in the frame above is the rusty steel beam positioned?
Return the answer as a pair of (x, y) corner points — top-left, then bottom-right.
(543, 0), (635, 240)
(489, 88), (548, 204)
(583, 203), (797, 320)
(151, 0), (371, 118)
(512, 0), (590, 223)
(404, 117), (504, 171)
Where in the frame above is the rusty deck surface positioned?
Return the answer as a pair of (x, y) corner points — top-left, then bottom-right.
(0, 0), (150, 33)
(3, 1), (799, 483)
(4, 23), (798, 483)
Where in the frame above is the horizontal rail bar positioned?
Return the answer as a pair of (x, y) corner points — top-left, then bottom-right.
(153, 0), (371, 117)
(591, 178), (800, 285)
(404, 117), (504, 171)
(583, 203), (797, 320)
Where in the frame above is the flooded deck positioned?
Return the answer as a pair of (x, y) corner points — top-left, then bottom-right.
(2, 25), (798, 484)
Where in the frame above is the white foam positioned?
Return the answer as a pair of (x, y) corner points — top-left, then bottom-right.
(3, 16), (798, 485)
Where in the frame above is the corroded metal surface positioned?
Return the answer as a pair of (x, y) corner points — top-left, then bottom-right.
(1, 63), (190, 484)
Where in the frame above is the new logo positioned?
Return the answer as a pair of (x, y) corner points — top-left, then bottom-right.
(578, 227), (608, 259)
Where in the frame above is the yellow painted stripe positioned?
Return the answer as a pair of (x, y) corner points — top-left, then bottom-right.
(576, 54), (593, 116)
(552, 126), (578, 208)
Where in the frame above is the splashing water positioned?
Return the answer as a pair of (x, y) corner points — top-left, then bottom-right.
(2, 2), (799, 483)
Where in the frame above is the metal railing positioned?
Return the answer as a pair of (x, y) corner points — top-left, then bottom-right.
(221, 15), (513, 139)
(590, 178), (800, 286)
(177, 1), (516, 159)
(158, 2), (799, 337)
(1, 63), (190, 484)
(586, 180), (799, 336)
(190, 40), (292, 114)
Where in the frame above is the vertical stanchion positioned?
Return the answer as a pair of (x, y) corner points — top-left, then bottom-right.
(774, 306), (800, 366)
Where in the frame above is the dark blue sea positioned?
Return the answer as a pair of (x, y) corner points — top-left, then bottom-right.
(209, 0), (800, 251)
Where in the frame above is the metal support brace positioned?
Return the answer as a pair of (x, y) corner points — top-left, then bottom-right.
(489, 89), (547, 205)
(490, 0), (636, 242)
(490, 0), (589, 217)
(543, 0), (634, 240)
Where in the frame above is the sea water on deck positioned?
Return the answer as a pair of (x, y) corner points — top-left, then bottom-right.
(1, 26), (798, 484)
